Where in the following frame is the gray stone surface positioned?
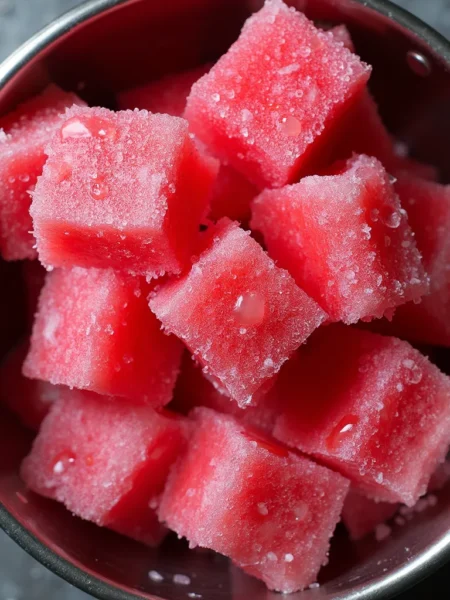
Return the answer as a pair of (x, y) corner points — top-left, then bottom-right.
(0, 0), (448, 598)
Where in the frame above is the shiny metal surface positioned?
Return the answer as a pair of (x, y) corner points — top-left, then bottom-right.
(0, 1), (449, 599)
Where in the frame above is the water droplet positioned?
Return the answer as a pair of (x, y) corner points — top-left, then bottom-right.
(234, 292), (265, 326)
(173, 574), (191, 585)
(282, 115), (302, 136)
(380, 205), (401, 229)
(361, 224), (372, 239)
(257, 502), (269, 516)
(403, 359), (422, 384)
(52, 450), (76, 474)
(267, 552), (277, 562)
(212, 93), (221, 102)
(90, 175), (109, 200)
(284, 553), (294, 563)
(61, 117), (92, 140)
(406, 50), (431, 77)
(370, 208), (380, 222)
(148, 570), (164, 582)
(326, 415), (359, 450)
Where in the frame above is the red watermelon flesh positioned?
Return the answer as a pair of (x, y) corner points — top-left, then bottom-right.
(170, 352), (277, 433)
(21, 392), (190, 546)
(272, 325), (450, 506)
(0, 85), (85, 260)
(0, 342), (60, 430)
(185, 0), (371, 188)
(150, 218), (326, 407)
(30, 106), (218, 277)
(375, 176), (450, 347)
(158, 408), (350, 593)
(251, 154), (428, 324)
(117, 65), (211, 115)
(119, 65), (258, 225)
(24, 266), (183, 404)
(22, 260), (47, 328)
(341, 488), (398, 540)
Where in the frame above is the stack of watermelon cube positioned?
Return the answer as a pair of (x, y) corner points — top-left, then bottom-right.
(0, 0), (449, 593)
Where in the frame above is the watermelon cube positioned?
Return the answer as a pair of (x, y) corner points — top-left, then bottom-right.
(251, 154), (428, 324)
(185, 0), (370, 189)
(119, 65), (257, 225)
(30, 106), (218, 277)
(21, 391), (190, 545)
(341, 488), (398, 540)
(22, 260), (47, 328)
(376, 176), (450, 347)
(0, 342), (60, 430)
(272, 325), (450, 505)
(159, 408), (350, 592)
(171, 352), (276, 433)
(150, 219), (326, 407)
(117, 65), (211, 115)
(24, 266), (183, 404)
(0, 85), (84, 261)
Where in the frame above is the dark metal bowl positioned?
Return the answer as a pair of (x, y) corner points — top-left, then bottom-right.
(0, 1), (449, 599)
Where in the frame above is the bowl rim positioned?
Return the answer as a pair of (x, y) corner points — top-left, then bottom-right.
(1, 0), (450, 598)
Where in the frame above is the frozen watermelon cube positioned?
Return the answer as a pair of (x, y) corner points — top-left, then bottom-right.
(341, 488), (398, 540)
(150, 219), (326, 407)
(272, 325), (450, 505)
(24, 266), (183, 404)
(117, 65), (211, 115)
(30, 106), (218, 277)
(185, 0), (370, 189)
(119, 66), (257, 225)
(0, 85), (84, 261)
(376, 176), (450, 347)
(171, 352), (277, 433)
(21, 391), (190, 545)
(159, 408), (349, 592)
(251, 154), (428, 324)
(0, 341), (60, 430)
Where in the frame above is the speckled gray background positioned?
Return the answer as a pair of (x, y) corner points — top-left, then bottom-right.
(0, 1), (449, 598)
